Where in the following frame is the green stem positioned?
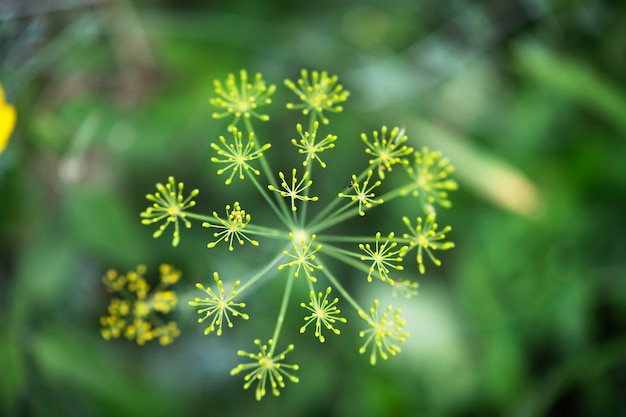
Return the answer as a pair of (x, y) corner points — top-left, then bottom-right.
(308, 167), (372, 229)
(184, 212), (218, 223)
(248, 173), (294, 229)
(237, 249), (288, 294)
(243, 118), (292, 223)
(316, 258), (365, 315)
(320, 244), (372, 276)
(317, 234), (379, 244)
(269, 269), (296, 355)
(299, 113), (318, 226)
(377, 182), (418, 203)
(309, 205), (363, 234)
(243, 224), (289, 240)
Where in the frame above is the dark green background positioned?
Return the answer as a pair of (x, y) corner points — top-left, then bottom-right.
(1, 0), (625, 416)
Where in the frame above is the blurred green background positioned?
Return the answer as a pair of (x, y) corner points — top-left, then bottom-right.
(1, 0), (625, 416)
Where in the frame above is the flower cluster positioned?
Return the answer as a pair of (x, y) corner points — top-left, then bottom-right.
(404, 147), (458, 213)
(189, 272), (249, 336)
(284, 69), (349, 124)
(140, 176), (199, 247)
(358, 300), (409, 365)
(211, 127), (271, 185)
(300, 287), (347, 343)
(100, 264), (181, 346)
(230, 339), (300, 401)
(361, 126), (413, 179)
(210, 69), (276, 126)
(204, 201), (259, 251)
(126, 68), (458, 400)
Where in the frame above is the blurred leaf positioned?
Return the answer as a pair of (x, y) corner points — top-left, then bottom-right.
(65, 184), (147, 264)
(0, 326), (26, 416)
(9, 227), (74, 327)
(402, 114), (542, 218)
(515, 42), (626, 135)
(31, 325), (183, 417)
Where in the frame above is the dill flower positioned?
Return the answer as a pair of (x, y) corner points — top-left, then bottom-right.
(210, 69), (276, 126)
(211, 127), (271, 185)
(361, 126), (413, 179)
(404, 147), (458, 212)
(291, 122), (337, 168)
(338, 170), (384, 216)
(278, 233), (323, 282)
(155, 321), (181, 345)
(0, 83), (16, 154)
(204, 201), (259, 251)
(285, 69), (349, 124)
(133, 68), (460, 398)
(389, 278), (419, 299)
(358, 300), (409, 365)
(402, 214), (454, 274)
(268, 168), (319, 212)
(189, 272), (249, 336)
(230, 339), (300, 401)
(159, 263), (182, 285)
(300, 286), (347, 342)
(140, 176), (199, 247)
(100, 264), (181, 346)
(359, 232), (406, 283)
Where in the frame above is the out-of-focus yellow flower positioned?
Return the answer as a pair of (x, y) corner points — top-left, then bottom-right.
(0, 83), (16, 154)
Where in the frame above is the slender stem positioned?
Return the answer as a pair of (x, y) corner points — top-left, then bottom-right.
(320, 244), (369, 274)
(299, 113), (318, 226)
(269, 269), (296, 355)
(316, 258), (365, 314)
(237, 249), (288, 294)
(310, 205), (363, 234)
(308, 167), (372, 228)
(321, 244), (392, 283)
(377, 182), (418, 203)
(184, 212), (218, 223)
(317, 234), (379, 244)
(243, 118), (292, 222)
(248, 173), (294, 229)
(243, 224), (289, 240)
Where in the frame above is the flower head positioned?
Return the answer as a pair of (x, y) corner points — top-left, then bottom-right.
(210, 69), (276, 127)
(358, 299), (409, 365)
(189, 272), (249, 336)
(231, 339), (299, 401)
(359, 232), (406, 283)
(211, 127), (271, 185)
(154, 321), (181, 346)
(285, 69), (349, 124)
(268, 168), (318, 212)
(300, 286), (347, 342)
(338, 170), (384, 216)
(0, 83), (16, 154)
(140, 177), (199, 247)
(404, 147), (458, 212)
(389, 278), (419, 299)
(278, 233), (323, 282)
(361, 126), (413, 179)
(100, 264), (181, 346)
(291, 122), (337, 168)
(402, 213), (454, 274)
(204, 201), (259, 251)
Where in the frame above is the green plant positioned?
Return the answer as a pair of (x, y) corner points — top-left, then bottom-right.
(104, 68), (458, 400)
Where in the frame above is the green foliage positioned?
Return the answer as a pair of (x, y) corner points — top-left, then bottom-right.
(2, 1), (625, 416)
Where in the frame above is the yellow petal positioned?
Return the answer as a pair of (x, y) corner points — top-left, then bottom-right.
(0, 103), (16, 154)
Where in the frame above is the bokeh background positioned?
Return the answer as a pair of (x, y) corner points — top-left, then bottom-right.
(1, 0), (625, 416)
